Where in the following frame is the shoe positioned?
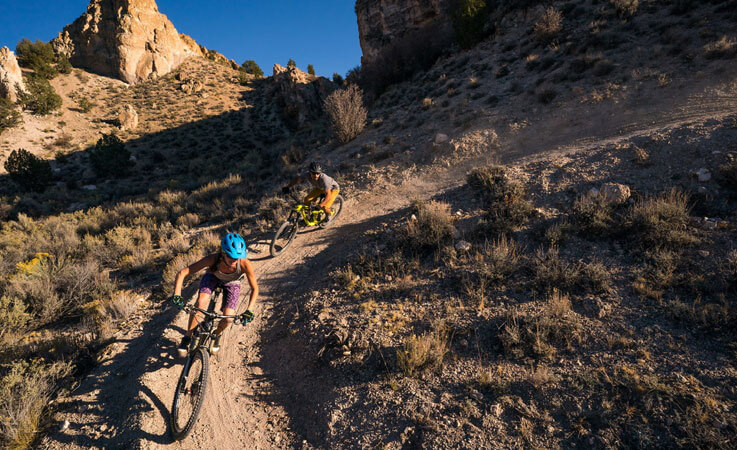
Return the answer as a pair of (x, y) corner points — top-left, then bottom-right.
(210, 333), (222, 354)
(177, 335), (191, 358)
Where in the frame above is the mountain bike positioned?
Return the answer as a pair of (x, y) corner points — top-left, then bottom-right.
(269, 191), (344, 257)
(170, 287), (247, 440)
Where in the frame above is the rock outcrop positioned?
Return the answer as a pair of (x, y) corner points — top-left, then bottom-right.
(355, 0), (455, 68)
(271, 64), (335, 130)
(118, 104), (138, 130)
(52, 0), (199, 84)
(0, 47), (27, 102)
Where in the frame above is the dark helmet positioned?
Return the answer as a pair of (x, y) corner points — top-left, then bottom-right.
(309, 162), (323, 174)
(221, 232), (247, 259)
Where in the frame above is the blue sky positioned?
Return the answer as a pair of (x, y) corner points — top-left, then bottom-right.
(0, 1), (363, 78)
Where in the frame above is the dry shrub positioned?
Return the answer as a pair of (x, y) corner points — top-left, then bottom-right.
(610, 0), (638, 17)
(103, 226), (153, 268)
(323, 84), (367, 144)
(728, 250), (737, 280)
(668, 296), (734, 330)
(0, 296), (31, 342)
(572, 192), (617, 236)
(534, 7), (562, 43)
(397, 325), (449, 377)
(258, 195), (290, 228)
(481, 236), (520, 284)
(633, 249), (679, 300)
(0, 359), (72, 448)
(175, 212), (200, 229)
(6, 255), (115, 326)
(500, 291), (581, 360)
(468, 166), (533, 235)
(103, 290), (138, 320)
(404, 200), (455, 251)
(162, 234), (217, 285)
(464, 236), (520, 308)
(533, 247), (610, 295)
(704, 35), (737, 59)
(158, 226), (190, 259)
(157, 190), (186, 207)
(627, 189), (697, 251)
(717, 158), (737, 190)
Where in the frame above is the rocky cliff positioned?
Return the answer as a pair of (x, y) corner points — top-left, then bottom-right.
(271, 64), (334, 130)
(52, 0), (198, 84)
(355, 0), (456, 67)
(0, 47), (26, 102)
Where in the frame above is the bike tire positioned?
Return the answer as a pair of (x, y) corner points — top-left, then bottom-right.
(170, 347), (209, 440)
(319, 195), (344, 229)
(270, 220), (298, 257)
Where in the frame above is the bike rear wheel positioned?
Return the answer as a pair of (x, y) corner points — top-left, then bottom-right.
(319, 195), (344, 229)
(170, 347), (209, 440)
(270, 220), (299, 257)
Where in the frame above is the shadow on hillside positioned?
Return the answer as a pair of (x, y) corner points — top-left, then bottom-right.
(0, 77), (295, 221)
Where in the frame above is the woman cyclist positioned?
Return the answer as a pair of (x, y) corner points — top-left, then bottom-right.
(170, 232), (258, 356)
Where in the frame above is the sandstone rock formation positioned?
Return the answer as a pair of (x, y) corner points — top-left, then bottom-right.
(52, 0), (199, 84)
(271, 64), (335, 130)
(0, 47), (27, 102)
(355, 0), (455, 68)
(118, 104), (138, 130)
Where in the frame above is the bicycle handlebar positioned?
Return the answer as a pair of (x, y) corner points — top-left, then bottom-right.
(182, 304), (246, 324)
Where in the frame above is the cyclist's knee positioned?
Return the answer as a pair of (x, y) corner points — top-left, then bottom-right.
(195, 293), (210, 307)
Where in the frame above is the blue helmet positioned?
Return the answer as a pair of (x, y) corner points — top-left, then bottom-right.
(221, 232), (247, 259)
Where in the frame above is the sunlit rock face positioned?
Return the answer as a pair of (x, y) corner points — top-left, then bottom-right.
(0, 47), (27, 102)
(52, 0), (198, 84)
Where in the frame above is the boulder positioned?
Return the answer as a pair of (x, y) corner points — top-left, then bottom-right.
(600, 183), (631, 204)
(118, 104), (138, 130)
(0, 47), (27, 102)
(693, 168), (712, 182)
(271, 63), (335, 130)
(52, 0), (200, 84)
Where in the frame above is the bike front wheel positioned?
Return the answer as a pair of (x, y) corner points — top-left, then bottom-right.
(170, 347), (209, 440)
(319, 195), (344, 229)
(270, 220), (299, 257)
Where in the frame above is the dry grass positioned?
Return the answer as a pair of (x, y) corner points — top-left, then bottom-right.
(397, 325), (450, 377)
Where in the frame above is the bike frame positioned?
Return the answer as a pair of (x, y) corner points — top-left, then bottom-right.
(292, 203), (326, 227)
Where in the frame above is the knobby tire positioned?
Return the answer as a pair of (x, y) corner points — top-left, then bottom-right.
(319, 195), (344, 229)
(170, 347), (209, 440)
(270, 220), (298, 257)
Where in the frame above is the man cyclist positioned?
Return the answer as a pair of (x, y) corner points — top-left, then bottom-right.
(170, 232), (259, 357)
(282, 162), (340, 222)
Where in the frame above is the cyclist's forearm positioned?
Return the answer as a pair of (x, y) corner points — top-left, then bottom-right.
(246, 289), (258, 311)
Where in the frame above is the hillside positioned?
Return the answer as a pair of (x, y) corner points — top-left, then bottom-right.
(1, 0), (737, 448)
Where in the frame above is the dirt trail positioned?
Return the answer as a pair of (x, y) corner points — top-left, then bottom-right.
(41, 77), (737, 449)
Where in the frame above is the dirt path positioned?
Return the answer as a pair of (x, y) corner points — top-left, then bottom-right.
(41, 76), (737, 449)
